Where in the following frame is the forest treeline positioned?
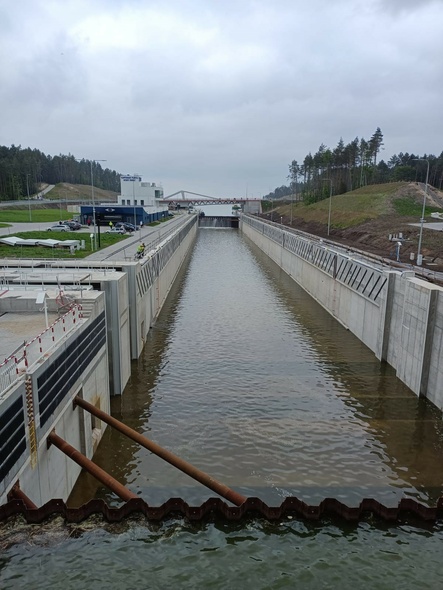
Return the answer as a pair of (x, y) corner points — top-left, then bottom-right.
(0, 145), (121, 200)
(266, 128), (443, 202)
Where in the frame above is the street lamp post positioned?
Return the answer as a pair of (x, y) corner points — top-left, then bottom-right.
(26, 174), (32, 221)
(323, 178), (333, 236)
(76, 158), (106, 248)
(90, 159), (107, 239)
(289, 172), (298, 226)
(80, 159), (106, 250)
(133, 176), (137, 229)
(413, 158), (430, 266)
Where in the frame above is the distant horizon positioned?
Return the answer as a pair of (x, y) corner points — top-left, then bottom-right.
(2, 1), (443, 197)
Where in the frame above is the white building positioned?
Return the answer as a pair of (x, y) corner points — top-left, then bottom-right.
(118, 175), (164, 208)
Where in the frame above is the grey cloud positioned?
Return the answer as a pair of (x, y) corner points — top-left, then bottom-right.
(1, 0), (443, 196)
(376, 0), (442, 14)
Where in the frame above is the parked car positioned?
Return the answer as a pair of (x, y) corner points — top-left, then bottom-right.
(47, 224), (72, 232)
(63, 220), (81, 230)
(106, 227), (126, 234)
(115, 222), (136, 232)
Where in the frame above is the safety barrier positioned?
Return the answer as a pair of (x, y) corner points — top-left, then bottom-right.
(24, 305), (81, 369)
(0, 305), (82, 396)
(0, 355), (19, 396)
(243, 215), (387, 304)
(136, 216), (197, 298)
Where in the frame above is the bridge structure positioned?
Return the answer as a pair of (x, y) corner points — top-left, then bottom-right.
(161, 190), (262, 207)
(161, 191), (262, 217)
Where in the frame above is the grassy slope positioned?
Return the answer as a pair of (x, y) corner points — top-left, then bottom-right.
(0, 209), (71, 223)
(271, 182), (443, 264)
(278, 182), (441, 229)
(0, 230), (128, 259)
(44, 182), (119, 203)
(0, 182), (119, 223)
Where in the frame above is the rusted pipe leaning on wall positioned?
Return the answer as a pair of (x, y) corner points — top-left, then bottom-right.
(74, 396), (247, 506)
(8, 483), (38, 510)
(48, 430), (138, 502)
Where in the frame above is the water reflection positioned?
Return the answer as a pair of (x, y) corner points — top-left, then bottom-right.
(69, 229), (443, 508)
(246, 239), (443, 503)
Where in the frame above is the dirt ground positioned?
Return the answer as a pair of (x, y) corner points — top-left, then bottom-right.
(261, 183), (443, 273)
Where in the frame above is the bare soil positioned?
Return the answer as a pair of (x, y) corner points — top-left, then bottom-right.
(261, 183), (443, 273)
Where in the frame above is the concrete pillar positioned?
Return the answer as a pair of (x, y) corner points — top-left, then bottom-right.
(377, 271), (396, 361)
(420, 287), (438, 396)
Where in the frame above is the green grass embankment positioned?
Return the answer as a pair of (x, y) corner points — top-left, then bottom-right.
(0, 230), (128, 259)
(279, 182), (442, 230)
(42, 182), (118, 203)
(0, 209), (70, 223)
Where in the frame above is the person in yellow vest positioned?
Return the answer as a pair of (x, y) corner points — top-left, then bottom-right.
(109, 221), (113, 229)
(136, 242), (145, 259)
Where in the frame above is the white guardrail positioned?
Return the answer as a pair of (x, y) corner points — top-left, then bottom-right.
(0, 305), (82, 397)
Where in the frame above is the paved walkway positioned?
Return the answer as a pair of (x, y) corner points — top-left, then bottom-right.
(409, 221), (443, 231)
(85, 214), (189, 262)
(0, 221), (60, 234)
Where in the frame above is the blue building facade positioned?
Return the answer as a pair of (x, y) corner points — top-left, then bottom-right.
(80, 205), (169, 227)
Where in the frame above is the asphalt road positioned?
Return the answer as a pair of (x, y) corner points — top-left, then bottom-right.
(0, 221), (67, 234)
(0, 185), (56, 208)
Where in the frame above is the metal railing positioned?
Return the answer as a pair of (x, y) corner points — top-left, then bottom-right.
(0, 355), (20, 398)
(0, 305), (82, 396)
(243, 215), (387, 305)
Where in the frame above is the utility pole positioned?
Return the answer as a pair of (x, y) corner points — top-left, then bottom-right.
(323, 178), (333, 236)
(413, 158), (430, 265)
(26, 174), (32, 221)
(77, 158), (106, 250)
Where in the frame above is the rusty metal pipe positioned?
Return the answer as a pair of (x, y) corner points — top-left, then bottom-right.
(8, 484), (38, 510)
(74, 396), (247, 506)
(48, 430), (138, 502)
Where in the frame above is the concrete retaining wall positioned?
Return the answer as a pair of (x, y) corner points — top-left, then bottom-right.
(0, 217), (197, 506)
(125, 215), (197, 359)
(96, 274), (131, 396)
(0, 293), (110, 505)
(241, 215), (443, 412)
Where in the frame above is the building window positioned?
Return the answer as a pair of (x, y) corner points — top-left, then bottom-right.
(134, 200), (137, 205)
(140, 200), (144, 206)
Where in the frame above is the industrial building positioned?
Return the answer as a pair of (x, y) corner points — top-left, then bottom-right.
(80, 175), (169, 227)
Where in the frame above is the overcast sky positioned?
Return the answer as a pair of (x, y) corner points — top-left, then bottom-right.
(1, 0), (442, 198)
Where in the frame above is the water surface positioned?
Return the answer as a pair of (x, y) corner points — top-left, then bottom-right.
(3, 228), (443, 588)
(70, 228), (443, 507)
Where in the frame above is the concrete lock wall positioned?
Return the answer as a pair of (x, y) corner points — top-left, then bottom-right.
(98, 273), (131, 395)
(241, 215), (443, 412)
(125, 216), (198, 359)
(0, 217), (197, 505)
(280, 240), (382, 354)
(0, 293), (110, 505)
(0, 382), (27, 502)
(27, 294), (109, 505)
(384, 275), (443, 408)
